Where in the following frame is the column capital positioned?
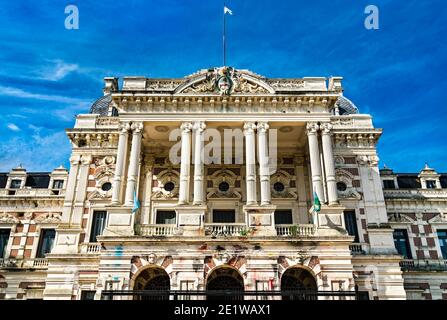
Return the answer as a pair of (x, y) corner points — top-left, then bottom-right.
(193, 121), (206, 132)
(80, 155), (93, 166)
(357, 155), (379, 167)
(180, 122), (193, 133)
(243, 122), (257, 135)
(256, 121), (269, 133)
(119, 122), (131, 133)
(131, 122), (143, 133)
(69, 155), (81, 166)
(320, 122), (333, 134)
(306, 122), (320, 135)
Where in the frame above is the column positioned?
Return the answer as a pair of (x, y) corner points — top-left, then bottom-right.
(257, 122), (271, 205)
(111, 123), (130, 205)
(125, 122), (143, 206)
(71, 155), (92, 225)
(306, 122), (324, 202)
(178, 122), (193, 205)
(321, 123), (338, 205)
(244, 122), (257, 205)
(193, 121), (206, 205)
(61, 155), (80, 224)
(141, 156), (154, 225)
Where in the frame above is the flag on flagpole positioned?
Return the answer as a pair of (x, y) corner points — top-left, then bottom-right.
(224, 6), (233, 15)
(132, 189), (140, 214)
(313, 191), (321, 212)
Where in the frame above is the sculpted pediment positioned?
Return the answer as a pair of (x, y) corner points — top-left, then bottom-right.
(175, 67), (275, 95)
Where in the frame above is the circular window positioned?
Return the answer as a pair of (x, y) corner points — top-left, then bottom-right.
(101, 182), (112, 192)
(273, 182), (285, 192)
(336, 182), (347, 192)
(164, 182), (175, 192)
(218, 181), (230, 192)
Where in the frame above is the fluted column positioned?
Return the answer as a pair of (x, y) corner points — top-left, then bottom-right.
(111, 123), (130, 205)
(306, 122), (324, 202)
(124, 122), (143, 206)
(321, 123), (338, 205)
(257, 121), (271, 205)
(244, 122), (257, 205)
(178, 122), (193, 205)
(193, 121), (206, 205)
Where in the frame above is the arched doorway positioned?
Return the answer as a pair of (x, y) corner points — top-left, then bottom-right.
(133, 266), (170, 300)
(206, 266), (244, 300)
(280, 267), (317, 300)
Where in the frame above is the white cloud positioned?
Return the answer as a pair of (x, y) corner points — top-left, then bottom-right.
(0, 130), (71, 172)
(40, 60), (79, 81)
(0, 85), (89, 104)
(7, 123), (20, 132)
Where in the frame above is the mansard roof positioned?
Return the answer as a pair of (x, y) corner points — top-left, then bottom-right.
(0, 173), (6, 188)
(24, 173), (51, 189)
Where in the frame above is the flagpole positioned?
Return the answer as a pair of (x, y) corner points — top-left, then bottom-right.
(223, 1), (226, 66)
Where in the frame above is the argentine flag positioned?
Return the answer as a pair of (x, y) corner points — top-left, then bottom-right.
(313, 191), (321, 212)
(132, 189), (140, 213)
(224, 6), (233, 15)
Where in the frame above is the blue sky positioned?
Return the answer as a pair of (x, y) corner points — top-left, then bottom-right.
(0, 0), (446, 173)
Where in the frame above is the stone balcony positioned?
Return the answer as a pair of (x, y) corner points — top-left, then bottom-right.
(79, 242), (102, 254)
(0, 258), (48, 269)
(134, 223), (317, 238)
(399, 259), (447, 272)
(0, 188), (66, 197)
(383, 188), (447, 200)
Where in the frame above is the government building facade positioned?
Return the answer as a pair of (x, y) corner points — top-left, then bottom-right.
(0, 67), (446, 300)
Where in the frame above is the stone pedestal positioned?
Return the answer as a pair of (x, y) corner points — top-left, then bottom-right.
(314, 205), (347, 236)
(52, 224), (83, 254)
(367, 225), (397, 254)
(175, 205), (207, 236)
(102, 207), (134, 236)
(244, 205), (277, 236)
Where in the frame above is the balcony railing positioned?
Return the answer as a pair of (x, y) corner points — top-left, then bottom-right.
(399, 259), (447, 271)
(79, 242), (102, 254)
(349, 243), (366, 255)
(204, 223), (248, 237)
(31, 258), (49, 269)
(137, 224), (177, 236)
(0, 189), (65, 197)
(275, 224), (316, 237)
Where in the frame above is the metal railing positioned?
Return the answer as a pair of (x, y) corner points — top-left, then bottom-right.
(204, 223), (248, 237)
(137, 224), (177, 236)
(101, 289), (360, 300)
(275, 224), (316, 236)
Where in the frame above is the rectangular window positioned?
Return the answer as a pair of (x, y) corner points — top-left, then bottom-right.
(36, 229), (56, 258)
(438, 230), (447, 259)
(426, 180), (437, 189)
(213, 210), (235, 223)
(52, 180), (64, 189)
(274, 210), (293, 225)
(393, 229), (412, 259)
(156, 211), (176, 224)
(10, 179), (21, 189)
(344, 211), (360, 243)
(0, 229), (11, 258)
(89, 211), (107, 242)
(383, 180), (395, 189)
(80, 290), (96, 300)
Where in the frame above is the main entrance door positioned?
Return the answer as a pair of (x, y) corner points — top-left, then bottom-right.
(280, 267), (317, 300)
(206, 266), (244, 300)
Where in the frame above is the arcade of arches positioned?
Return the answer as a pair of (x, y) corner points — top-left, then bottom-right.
(132, 265), (318, 299)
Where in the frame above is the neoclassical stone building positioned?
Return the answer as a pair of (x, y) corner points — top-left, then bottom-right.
(0, 67), (446, 300)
